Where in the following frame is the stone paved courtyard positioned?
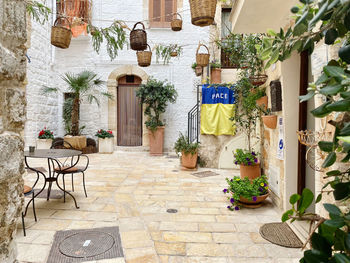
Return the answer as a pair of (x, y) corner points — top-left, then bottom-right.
(17, 151), (303, 263)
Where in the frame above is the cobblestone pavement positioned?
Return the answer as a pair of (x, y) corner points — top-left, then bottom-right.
(17, 151), (303, 263)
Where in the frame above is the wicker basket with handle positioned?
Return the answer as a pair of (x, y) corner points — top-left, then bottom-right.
(137, 44), (152, 67)
(196, 44), (210, 67)
(189, 0), (217, 27)
(51, 17), (72, 49)
(171, 13), (183, 31)
(130, 22), (147, 51)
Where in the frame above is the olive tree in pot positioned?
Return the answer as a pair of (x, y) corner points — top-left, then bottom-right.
(174, 133), (199, 169)
(136, 77), (177, 155)
(43, 70), (113, 150)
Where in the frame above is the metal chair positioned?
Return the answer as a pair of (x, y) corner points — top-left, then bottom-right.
(22, 185), (37, 236)
(50, 139), (89, 199)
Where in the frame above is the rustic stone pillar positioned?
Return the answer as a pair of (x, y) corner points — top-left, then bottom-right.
(0, 0), (27, 262)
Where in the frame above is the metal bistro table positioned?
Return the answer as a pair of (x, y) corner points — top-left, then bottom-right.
(24, 149), (82, 214)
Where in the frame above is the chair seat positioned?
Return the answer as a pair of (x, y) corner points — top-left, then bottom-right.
(54, 166), (84, 173)
(23, 185), (32, 194)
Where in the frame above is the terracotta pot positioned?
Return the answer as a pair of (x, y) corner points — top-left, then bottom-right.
(256, 96), (268, 110)
(240, 162), (261, 180)
(195, 66), (202, 76)
(262, 115), (277, 129)
(182, 151), (198, 169)
(149, 126), (165, 156)
(239, 193), (269, 208)
(210, 68), (221, 84)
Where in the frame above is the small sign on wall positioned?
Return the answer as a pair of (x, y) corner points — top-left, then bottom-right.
(276, 117), (284, 160)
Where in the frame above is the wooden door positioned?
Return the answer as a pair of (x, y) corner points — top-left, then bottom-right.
(117, 84), (142, 146)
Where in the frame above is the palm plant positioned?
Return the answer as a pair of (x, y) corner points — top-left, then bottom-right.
(43, 71), (112, 136)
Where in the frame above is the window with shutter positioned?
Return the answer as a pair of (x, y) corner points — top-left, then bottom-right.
(149, 0), (177, 28)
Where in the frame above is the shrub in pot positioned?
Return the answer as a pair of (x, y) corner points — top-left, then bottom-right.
(174, 133), (199, 169)
(223, 175), (269, 209)
(192, 62), (202, 76)
(95, 129), (114, 153)
(234, 149), (260, 180)
(210, 59), (222, 84)
(136, 77), (177, 155)
(36, 127), (54, 149)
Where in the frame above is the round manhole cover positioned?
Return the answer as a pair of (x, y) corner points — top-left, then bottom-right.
(59, 231), (115, 258)
(166, 208), (178, 213)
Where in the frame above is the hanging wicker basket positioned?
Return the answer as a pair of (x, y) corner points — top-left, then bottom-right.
(189, 0), (217, 27)
(171, 13), (183, 31)
(195, 66), (202, 76)
(137, 44), (152, 67)
(170, 51), (178, 57)
(196, 44), (210, 67)
(249, 74), (268, 86)
(130, 22), (147, 51)
(51, 17), (72, 49)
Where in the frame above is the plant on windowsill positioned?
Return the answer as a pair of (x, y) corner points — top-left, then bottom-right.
(155, 44), (183, 64)
(223, 175), (269, 209)
(174, 133), (200, 169)
(95, 129), (114, 154)
(210, 59), (222, 84)
(192, 62), (202, 76)
(36, 127), (54, 149)
(261, 108), (277, 129)
(136, 77), (178, 156)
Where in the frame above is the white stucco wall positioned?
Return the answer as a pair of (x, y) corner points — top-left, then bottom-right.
(26, 0), (212, 151)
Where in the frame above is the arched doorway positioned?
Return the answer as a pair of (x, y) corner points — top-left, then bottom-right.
(117, 75), (143, 146)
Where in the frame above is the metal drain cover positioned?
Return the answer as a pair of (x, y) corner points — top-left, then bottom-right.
(167, 209), (178, 213)
(59, 231), (115, 258)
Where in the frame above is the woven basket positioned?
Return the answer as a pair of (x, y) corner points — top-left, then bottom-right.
(130, 22), (147, 51)
(196, 44), (210, 67)
(137, 44), (152, 67)
(170, 51), (178, 57)
(51, 17), (72, 49)
(249, 74), (268, 86)
(171, 13), (183, 31)
(189, 0), (217, 27)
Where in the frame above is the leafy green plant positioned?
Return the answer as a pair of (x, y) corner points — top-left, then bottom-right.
(258, 0), (350, 261)
(155, 44), (183, 64)
(254, 87), (266, 100)
(26, 0), (51, 24)
(210, 59), (221, 69)
(233, 149), (259, 166)
(63, 97), (73, 134)
(95, 129), (114, 138)
(135, 78), (177, 131)
(192, 62), (198, 70)
(223, 175), (269, 210)
(38, 127), (54, 139)
(174, 133), (199, 155)
(42, 71), (113, 136)
(87, 21), (127, 60)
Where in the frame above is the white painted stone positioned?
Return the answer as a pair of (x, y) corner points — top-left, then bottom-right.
(98, 137), (114, 153)
(36, 138), (53, 149)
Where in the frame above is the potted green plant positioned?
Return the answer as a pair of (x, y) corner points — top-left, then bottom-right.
(210, 59), (222, 84)
(136, 78), (178, 155)
(192, 62), (202, 76)
(261, 108), (277, 129)
(174, 133), (199, 169)
(95, 129), (114, 153)
(234, 149), (261, 180)
(36, 127), (54, 149)
(43, 71), (113, 150)
(254, 88), (268, 110)
(223, 175), (269, 209)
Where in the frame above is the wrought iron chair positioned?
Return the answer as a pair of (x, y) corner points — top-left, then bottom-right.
(50, 139), (89, 199)
(22, 185), (38, 236)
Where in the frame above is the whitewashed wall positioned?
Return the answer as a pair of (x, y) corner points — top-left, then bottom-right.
(26, 0), (212, 151)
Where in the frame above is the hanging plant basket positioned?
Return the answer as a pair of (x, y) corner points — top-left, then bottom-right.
(137, 44), (152, 67)
(262, 115), (277, 129)
(51, 17), (72, 49)
(195, 65), (202, 76)
(170, 51), (178, 57)
(189, 0), (217, 27)
(171, 13), (183, 31)
(130, 22), (147, 51)
(249, 74), (268, 86)
(196, 44), (210, 67)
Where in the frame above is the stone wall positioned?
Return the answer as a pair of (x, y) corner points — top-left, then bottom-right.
(0, 0), (27, 262)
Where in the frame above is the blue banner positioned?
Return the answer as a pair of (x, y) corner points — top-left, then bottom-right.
(202, 85), (235, 104)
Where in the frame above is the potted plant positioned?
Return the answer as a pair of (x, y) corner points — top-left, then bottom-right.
(261, 108), (277, 129)
(36, 127), (54, 149)
(95, 129), (114, 153)
(136, 78), (178, 155)
(174, 133), (199, 169)
(223, 175), (269, 209)
(210, 59), (221, 84)
(254, 88), (268, 110)
(234, 149), (260, 180)
(192, 62), (202, 76)
(43, 71), (113, 150)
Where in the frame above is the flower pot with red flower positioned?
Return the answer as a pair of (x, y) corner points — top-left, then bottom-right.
(36, 127), (54, 149)
(233, 149), (261, 180)
(95, 129), (114, 153)
(223, 175), (269, 210)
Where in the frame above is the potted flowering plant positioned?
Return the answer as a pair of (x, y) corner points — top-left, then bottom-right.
(95, 129), (114, 153)
(36, 127), (54, 149)
(223, 175), (269, 209)
(210, 59), (221, 84)
(234, 149), (260, 180)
